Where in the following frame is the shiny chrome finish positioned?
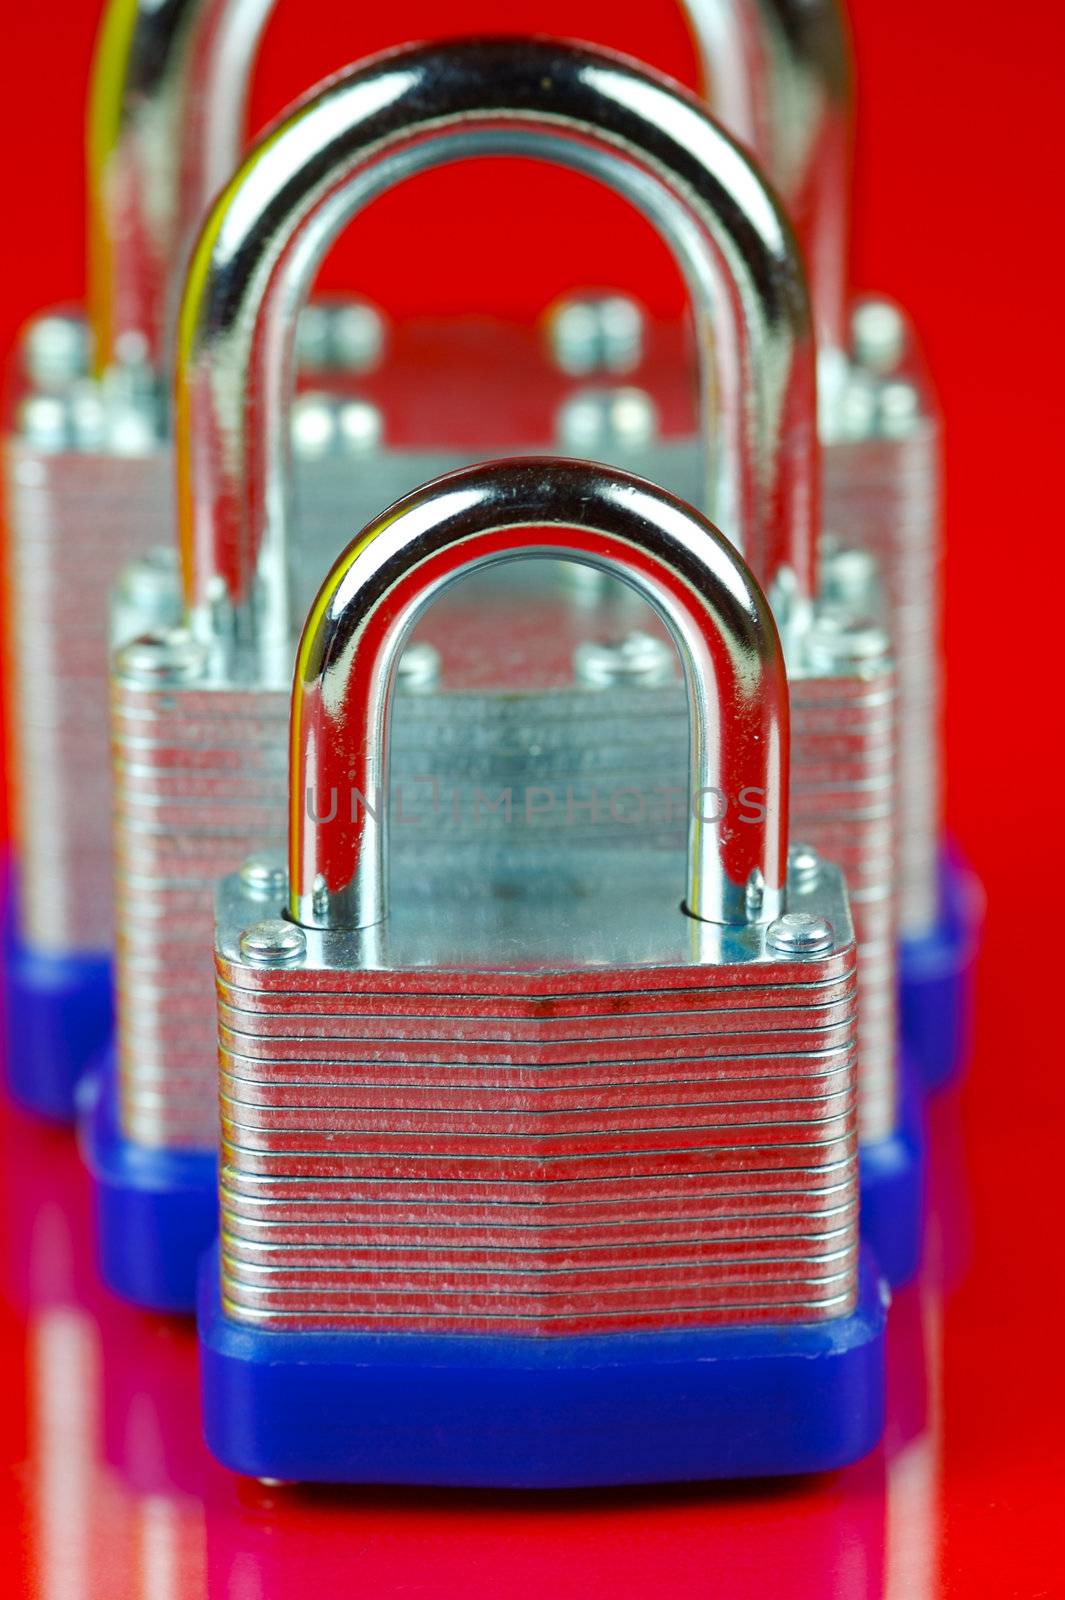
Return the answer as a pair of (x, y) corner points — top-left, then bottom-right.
(87, 0), (206, 372)
(174, 0), (850, 365)
(175, 36), (819, 643)
(289, 459), (788, 933)
(214, 458), (860, 1336)
(3, 0), (396, 964)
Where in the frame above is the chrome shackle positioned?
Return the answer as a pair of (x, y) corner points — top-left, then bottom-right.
(88, 0), (213, 373)
(176, 36), (819, 648)
(169, 0), (849, 360)
(288, 457), (790, 933)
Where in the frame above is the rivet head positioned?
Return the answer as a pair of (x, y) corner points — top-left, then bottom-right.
(547, 292), (645, 375)
(116, 629), (207, 685)
(397, 641), (441, 693)
(851, 298), (907, 373)
(556, 386), (658, 452)
(804, 611), (889, 673)
(239, 854), (288, 899)
(787, 845), (822, 885)
(766, 913), (835, 957)
(239, 919), (306, 966)
(574, 630), (675, 688)
(23, 312), (91, 388)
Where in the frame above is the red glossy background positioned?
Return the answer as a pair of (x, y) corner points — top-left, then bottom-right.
(1, 1), (1063, 1595)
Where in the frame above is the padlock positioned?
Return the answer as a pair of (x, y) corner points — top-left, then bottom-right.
(0, 0), (387, 1120)
(262, 45), (919, 1276)
(89, 36), (830, 1312)
(200, 455), (885, 1488)
(179, 0), (977, 1091)
(378, 585), (919, 1283)
(536, 15), (978, 1090)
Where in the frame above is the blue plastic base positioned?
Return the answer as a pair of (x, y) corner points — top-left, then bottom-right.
(858, 1054), (926, 1290)
(198, 1242), (887, 1488)
(2, 875), (113, 1122)
(80, 1049), (217, 1314)
(900, 843), (984, 1094)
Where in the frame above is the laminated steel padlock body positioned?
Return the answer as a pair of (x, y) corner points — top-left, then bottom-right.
(1, 0), (213, 964)
(378, 575), (897, 1146)
(821, 308), (941, 939)
(214, 457), (862, 1336)
(111, 37), (823, 1154)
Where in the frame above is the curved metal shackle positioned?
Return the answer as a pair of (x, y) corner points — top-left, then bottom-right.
(288, 458), (790, 933)
(166, 0), (850, 362)
(87, 0), (215, 373)
(176, 36), (819, 647)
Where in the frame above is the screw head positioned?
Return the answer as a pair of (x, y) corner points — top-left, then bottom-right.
(239, 919), (306, 966)
(239, 853), (288, 899)
(766, 913), (835, 957)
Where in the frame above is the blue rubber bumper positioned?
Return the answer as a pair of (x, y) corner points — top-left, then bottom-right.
(2, 873), (113, 1122)
(859, 1054), (926, 1290)
(900, 843), (984, 1094)
(80, 1049), (217, 1314)
(199, 1242), (887, 1488)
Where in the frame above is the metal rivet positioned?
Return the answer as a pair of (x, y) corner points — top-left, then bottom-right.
(819, 545), (880, 613)
(17, 394), (69, 452)
(547, 293), (645, 375)
(239, 919), (306, 966)
(295, 305), (332, 370)
(556, 386), (658, 453)
(22, 313), (91, 388)
(397, 641), (441, 693)
(851, 299), (907, 373)
(787, 845), (822, 886)
(878, 379), (921, 438)
(804, 611), (890, 673)
(766, 913), (835, 957)
(116, 629), (207, 685)
(291, 393), (337, 459)
(239, 854), (289, 899)
(574, 630), (676, 689)
(329, 302), (386, 373)
(117, 547), (181, 611)
(337, 399), (383, 454)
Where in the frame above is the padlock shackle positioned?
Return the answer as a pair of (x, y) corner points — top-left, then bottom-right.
(160, 0), (850, 366)
(176, 36), (819, 643)
(289, 458), (790, 932)
(86, 0), (223, 375)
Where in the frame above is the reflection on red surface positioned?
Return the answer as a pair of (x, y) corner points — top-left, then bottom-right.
(1, 1091), (968, 1600)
